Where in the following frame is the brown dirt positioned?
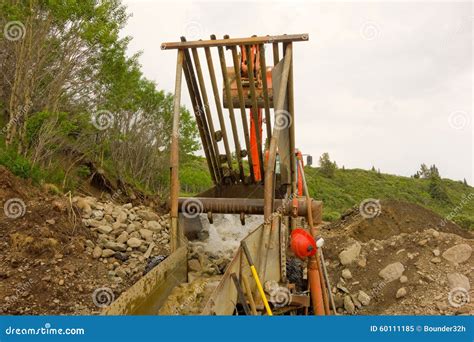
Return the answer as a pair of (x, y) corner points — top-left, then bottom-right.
(322, 200), (474, 315)
(0, 166), (133, 315)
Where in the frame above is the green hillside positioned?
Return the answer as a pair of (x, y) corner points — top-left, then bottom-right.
(304, 167), (474, 229)
(178, 157), (474, 230)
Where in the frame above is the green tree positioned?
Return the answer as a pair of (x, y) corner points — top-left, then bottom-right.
(319, 152), (337, 178)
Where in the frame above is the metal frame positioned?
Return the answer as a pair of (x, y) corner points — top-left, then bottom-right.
(165, 34), (307, 271)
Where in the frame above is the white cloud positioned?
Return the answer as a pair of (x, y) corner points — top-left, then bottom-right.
(122, 0), (473, 183)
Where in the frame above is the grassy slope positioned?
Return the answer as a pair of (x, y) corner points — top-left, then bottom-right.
(305, 167), (474, 229)
(178, 157), (474, 229)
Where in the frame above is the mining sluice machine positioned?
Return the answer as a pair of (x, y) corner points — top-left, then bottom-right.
(104, 33), (334, 316)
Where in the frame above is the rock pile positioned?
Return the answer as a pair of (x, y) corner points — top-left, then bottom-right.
(74, 196), (171, 284)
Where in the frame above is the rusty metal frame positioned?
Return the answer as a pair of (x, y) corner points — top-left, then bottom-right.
(162, 33), (308, 50)
(165, 33), (307, 290)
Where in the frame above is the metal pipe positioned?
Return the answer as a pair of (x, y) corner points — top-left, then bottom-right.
(161, 33), (309, 50)
(191, 47), (223, 181)
(246, 45), (265, 180)
(170, 50), (184, 252)
(260, 44), (293, 282)
(272, 42), (280, 65)
(259, 44), (272, 143)
(204, 46), (233, 171)
(287, 43), (297, 211)
(230, 44), (255, 182)
(241, 274), (257, 315)
(181, 39), (221, 184)
(263, 44), (293, 221)
(180, 43), (218, 184)
(298, 159), (329, 315)
(215, 35), (245, 181)
(231, 273), (251, 315)
(320, 248), (337, 315)
(177, 197), (321, 216)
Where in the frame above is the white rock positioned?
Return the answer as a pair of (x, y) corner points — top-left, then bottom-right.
(396, 287), (407, 299)
(139, 229), (154, 242)
(101, 249), (115, 258)
(341, 269), (352, 279)
(358, 290), (371, 306)
(343, 295), (355, 313)
(92, 246), (102, 259)
(116, 231), (129, 244)
(127, 237), (143, 248)
(399, 275), (408, 283)
(442, 244), (472, 264)
(97, 225), (113, 234)
(137, 210), (160, 221)
(379, 262), (405, 282)
(146, 221), (162, 232)
(104, 241), (127, 252)
(447, 272), (470, 291)
(338, 242), (361, 265)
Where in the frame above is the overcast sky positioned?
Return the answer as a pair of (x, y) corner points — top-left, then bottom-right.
(122, 0), (473, 183)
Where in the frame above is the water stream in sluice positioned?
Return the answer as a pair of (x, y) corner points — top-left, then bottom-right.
(158, 214), (263, 315)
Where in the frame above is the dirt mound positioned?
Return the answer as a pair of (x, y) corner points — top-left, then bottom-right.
(326, 199), (473, 242)
(321, 199), (473, 315)
(0, 166), (168, 315)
